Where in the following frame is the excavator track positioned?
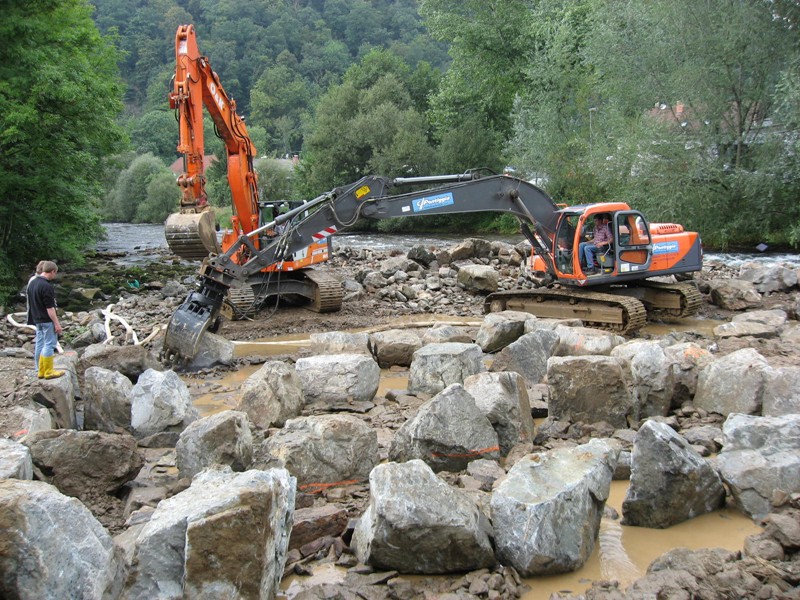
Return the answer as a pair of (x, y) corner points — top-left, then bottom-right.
(302, 269), (343, 313)
(225, 285), (257, 319)
(483, 288), (648, 335)
(637, 280), (703, 318)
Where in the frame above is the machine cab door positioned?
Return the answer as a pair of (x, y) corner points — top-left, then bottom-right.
(613, 211), (653, 275)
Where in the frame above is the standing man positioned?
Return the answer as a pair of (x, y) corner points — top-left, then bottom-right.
(26, 261), (64, 379)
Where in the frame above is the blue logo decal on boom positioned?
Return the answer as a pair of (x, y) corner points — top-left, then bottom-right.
(652, 241), (679, 255)
(412, 192), (455, 212)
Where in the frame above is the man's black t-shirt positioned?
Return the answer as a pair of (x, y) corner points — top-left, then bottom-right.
(27, 276), (56, 325)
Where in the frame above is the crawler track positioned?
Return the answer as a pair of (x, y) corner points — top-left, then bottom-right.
(302, 269), (343, 313)
(484, 288), (648, 335)
(637, 281), (703, 318)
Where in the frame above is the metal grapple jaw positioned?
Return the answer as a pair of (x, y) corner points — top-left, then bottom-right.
(161, 280), (227, 364)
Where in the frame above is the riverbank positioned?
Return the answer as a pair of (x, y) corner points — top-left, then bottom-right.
(1, 239), (799, 599)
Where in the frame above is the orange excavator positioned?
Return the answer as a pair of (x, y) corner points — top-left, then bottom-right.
(162, 168), (704, 362)
(164, 24), (338, 316)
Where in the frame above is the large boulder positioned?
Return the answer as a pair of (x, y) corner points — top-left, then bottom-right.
(693, 349), (771, 416)
(738, 264), (798, 294)
(23, 429), (142, 497)
(463, 371), (534, 455)
(368, 329), (422, 368)
(475, 311), (535, 353)
(612, 341), (675, 419)
(489, 329), (560, 385)
(553, 325), (625, 356)
(547, 356), (635, 428)
(295, 354), (380, 405)
(80, 343), (160, 381)
(26, 356), (78, 429)
(0, 438), (32, 480)
(352, 459), (495, 574)
(408, 342), (485, 396)
(706, 279), (763, 311)
(176, 410), (253, 479)
(130, 368), (199, 439)
(622, 420), (725, 528)
(83, 366), (133, 433)
(457, 264), (499, 293)
(421, 325), (473, 345)
(491, 439), (619, 576)
(237, 361), (303, 429)
(389, 384), (500, 472)
(309, 331), (370, 355)
(761, 365), (800, 416)
(186, 331), (235, 369)
(716, 413), (800, 519)
(122, 467), (295, 600)
(662, 342), (714, 407)
(262, 414), (378, 492)
(0, 479), (121, 600)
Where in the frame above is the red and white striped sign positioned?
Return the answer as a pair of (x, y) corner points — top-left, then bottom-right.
(311, 226), (337, 243)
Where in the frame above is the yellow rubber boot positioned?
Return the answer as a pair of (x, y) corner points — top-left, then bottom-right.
(42, 355), (64, 380)
(37, 356), (46, 379)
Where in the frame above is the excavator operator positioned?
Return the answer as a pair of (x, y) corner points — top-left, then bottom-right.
(580, 213), (612, 274)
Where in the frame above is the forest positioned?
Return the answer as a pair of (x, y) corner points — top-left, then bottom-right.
(2, 0), (800, 301)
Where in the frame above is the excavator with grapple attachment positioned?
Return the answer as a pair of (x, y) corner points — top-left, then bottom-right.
(161, 169), (704, 362)
(164, 24), (336, 316)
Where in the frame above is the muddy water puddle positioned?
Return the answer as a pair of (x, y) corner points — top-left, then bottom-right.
(188, 315), (759, 598)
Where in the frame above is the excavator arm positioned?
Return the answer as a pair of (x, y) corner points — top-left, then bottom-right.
(165, 24), (260, 259)
(162, 172), (562, 361)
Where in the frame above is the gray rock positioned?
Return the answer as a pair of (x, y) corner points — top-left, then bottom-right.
(309, 331), (370, 355)
(694, 348), (771, 416)
(622, 420), (725, 528)
(713, 321), (779, 339)
(457, 264), (499, 293)
(238, 361), (303, 429)
(739, 264), (798, 293)
(0, 438), (32, 480)
(122, 467), (295, 600)
(353, 459), (495, 574)
(612, 340), (675, 419)
(491, 439), (619, 575)
(716, 413), (800, 519)
(187, 331), (235, 369)
(24, 429), (143, 497)
(295, 354), (380, 404)
(547, 355), (635, 428)
(463, 371), (534, 455)
(263, 414), (378, 490)
(706, 278), (763, 311)
(489, 329), (559, 385)
(663, 342), (714, 407)
(80, 343), (161, 381)
(176, 410), (253, 479)
(83, 366), (133, 433)
(389, 384), (499, 472)
(761, 365), (800, 417)
(475, 311), (535, 353)
(0, 479), (121, 600)
(408, 342), (485, 396)
(554, 325), (625, 356)
(421, 325), (473, 345)
(130, 368), (199, 439)
(369, 329), (422, 368)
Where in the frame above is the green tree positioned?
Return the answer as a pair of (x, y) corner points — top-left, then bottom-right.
(255, 158), (296, 203)
(130, 110), (178, 162)
(106, 154), (167, 222)
(0, 0), (125, 300)
(586, 0), (797, 248)
(134, 170), (180, 223)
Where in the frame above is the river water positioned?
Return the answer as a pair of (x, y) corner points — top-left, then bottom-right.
(101, 223), (776, 597)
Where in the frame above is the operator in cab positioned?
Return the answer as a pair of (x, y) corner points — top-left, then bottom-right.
(580, 213), (612, 274)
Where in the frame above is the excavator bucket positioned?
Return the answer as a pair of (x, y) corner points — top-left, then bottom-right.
(165, 210), (221, 260)
(161, 292), (217, 362)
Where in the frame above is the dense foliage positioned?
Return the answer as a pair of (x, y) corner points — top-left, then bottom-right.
(0, 0), (125, 301)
